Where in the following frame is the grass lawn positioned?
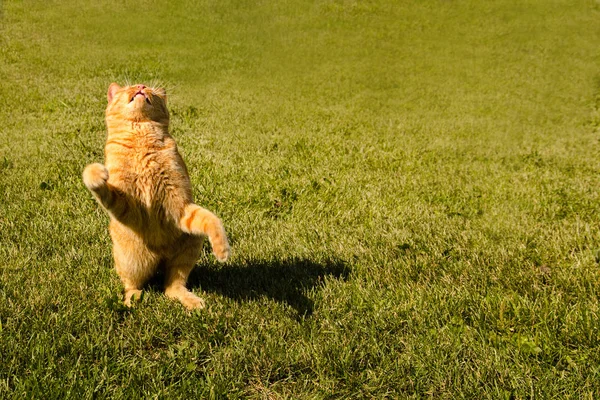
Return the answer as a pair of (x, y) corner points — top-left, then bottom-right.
(2, 0), (600, 397)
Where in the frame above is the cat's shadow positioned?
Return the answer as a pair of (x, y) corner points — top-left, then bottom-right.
(187, 257), (350, 317)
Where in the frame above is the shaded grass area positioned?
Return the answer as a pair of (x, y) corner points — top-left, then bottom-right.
(189, 257), (351, 318)
(1, 0), (600, 398)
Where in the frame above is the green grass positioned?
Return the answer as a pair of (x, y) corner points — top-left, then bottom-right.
(2, 0), (600, 397)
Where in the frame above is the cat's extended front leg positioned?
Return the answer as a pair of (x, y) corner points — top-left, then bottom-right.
(83, 163), (136, 224)
(179, 204), (230, 262)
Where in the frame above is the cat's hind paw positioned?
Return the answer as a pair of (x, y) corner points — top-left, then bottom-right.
(83, 163), (109, 191)
(123, 289), (143, 307)
(165, 286), (206, 310)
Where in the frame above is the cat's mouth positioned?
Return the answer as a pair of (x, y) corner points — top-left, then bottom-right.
(130, 91), (151, 105)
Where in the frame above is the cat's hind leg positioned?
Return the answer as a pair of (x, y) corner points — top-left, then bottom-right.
(110, 223), (160, 307)
(179, 204), (230, 262)
(164, 236), (205, 310)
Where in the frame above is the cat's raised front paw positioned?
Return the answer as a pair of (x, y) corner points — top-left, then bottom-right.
(83, 163), (109, 191)
(213, 242), (231, 263)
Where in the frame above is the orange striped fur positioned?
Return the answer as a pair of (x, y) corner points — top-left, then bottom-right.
(83, 83), (230, 310)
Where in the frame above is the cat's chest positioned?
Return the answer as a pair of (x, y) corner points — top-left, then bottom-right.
(110, 148), (189, 203)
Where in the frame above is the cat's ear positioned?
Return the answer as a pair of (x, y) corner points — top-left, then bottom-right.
(107, 83), (121, 102)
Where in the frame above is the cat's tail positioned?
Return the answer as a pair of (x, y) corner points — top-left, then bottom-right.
(179, 204), (230, 262)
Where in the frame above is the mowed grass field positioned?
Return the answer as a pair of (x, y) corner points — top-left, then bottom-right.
(2, 0), (600, 397)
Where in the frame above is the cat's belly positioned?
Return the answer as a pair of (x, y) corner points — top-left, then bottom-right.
(105, 155), (194, 253)
(109, 217), (194, 259)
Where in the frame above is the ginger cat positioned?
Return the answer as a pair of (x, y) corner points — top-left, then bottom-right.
(83, 83), (230, 310)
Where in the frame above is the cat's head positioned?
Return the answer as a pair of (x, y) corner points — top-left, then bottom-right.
(105, 83), (169, 124)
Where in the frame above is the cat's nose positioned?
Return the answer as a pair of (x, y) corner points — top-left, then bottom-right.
(137, 85), (146, 90)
